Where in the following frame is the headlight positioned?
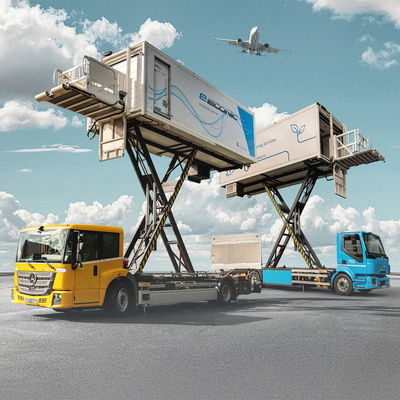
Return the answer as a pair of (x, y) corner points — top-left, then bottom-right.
(52, 293), (62, 306)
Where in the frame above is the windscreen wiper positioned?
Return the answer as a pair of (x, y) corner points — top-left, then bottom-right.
(25, 260), (36, 270)
(39, 258), (55, 271)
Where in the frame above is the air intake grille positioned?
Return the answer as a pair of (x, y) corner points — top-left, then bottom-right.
(18, 271), (55, 296)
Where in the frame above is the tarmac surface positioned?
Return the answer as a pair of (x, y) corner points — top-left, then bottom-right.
(1, 274), (399, 400)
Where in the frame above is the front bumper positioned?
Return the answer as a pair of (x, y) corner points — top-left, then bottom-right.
(11, 288), (74, 309)
(354, 276), (390, 290)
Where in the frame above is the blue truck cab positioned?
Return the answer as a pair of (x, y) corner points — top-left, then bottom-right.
(332, 231), (390, 295)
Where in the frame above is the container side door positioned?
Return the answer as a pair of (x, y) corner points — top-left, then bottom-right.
(333, 164), (347, 198)
(153, 58), (170, 118)
(99, 117), (126, 161)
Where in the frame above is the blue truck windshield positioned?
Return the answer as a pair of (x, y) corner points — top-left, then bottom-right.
(363, 233), (387, 258)
(17, 228), (69, 263)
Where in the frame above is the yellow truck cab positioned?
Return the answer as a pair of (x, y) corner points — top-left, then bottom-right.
(12, 224), (130, 313)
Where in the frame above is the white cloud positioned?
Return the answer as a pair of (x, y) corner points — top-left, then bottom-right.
(71, 116), (84, 128)
(173, 173), (272, 236)
(8, 144), (92, 153)
(306, 0), (400, 27)
(249, 103), (287, 132)
(83, 16), (123, 46)
(0, 191), (57, 242)
(329, 203), (359, 233)
(64, 195), (134, 226)
(177, 220), (192, 233)
(18, 169), (32, 173)
(362, 207), (400, 253)
(130, 18), (182, 49)
(0, 0), (99, 100)
(14, 209), (59, 227)
(357, 34), (375, 42)
(0, 192), (23, 241)
(0, 101), (68, 132)
(0, 2), (181, 100)
(361, 42), (400, 69)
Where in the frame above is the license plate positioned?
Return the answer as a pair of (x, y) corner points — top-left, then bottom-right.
(25, 297), (38, 305)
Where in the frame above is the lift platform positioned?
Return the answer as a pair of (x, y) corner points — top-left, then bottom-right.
(35, 56), (126, 121)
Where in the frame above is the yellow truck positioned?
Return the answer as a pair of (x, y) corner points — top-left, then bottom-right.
(12, 224), (257, 315)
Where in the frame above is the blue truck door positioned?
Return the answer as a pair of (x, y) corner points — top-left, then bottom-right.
(339, 233), (366, 276)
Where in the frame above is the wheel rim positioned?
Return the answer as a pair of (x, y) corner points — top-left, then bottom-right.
(117, 288), (129, 312)
(337, 277), (350, 292)
(250, 272), (261, 290)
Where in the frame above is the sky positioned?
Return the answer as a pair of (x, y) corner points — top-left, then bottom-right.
(1, 0), (400, 272)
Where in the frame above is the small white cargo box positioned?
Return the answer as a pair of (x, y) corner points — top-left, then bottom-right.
(211, 233), (262, 270)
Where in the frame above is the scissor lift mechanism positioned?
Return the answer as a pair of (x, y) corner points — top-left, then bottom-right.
(264, 168), (325, 270)
(123, 123), (197, 274)
(264, 169), (324, 269)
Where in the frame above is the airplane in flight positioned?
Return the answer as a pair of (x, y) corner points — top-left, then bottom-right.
(215, 26), (290, 56)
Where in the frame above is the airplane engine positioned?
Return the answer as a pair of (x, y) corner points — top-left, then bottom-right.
(264, 43), (269, 48)
(238, 38), (242, 42)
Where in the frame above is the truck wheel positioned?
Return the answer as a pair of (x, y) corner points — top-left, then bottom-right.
(105, 281), (134, 316)
(249, 270), (262, 293)
(333, 273), (353, 296)
(218, 280), (234, 304)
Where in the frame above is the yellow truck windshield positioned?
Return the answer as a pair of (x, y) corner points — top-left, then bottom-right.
(17, 228), (69, 263)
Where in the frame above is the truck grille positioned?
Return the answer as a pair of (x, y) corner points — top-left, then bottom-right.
(18, 271), (55, 296)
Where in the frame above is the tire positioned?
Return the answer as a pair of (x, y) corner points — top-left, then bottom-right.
(333, 273), (353, 296)
(358, 289), (372, 294)
(218, 280), (234, 304)
(249, 270), (262, 293)
(105, 281), (134, 316)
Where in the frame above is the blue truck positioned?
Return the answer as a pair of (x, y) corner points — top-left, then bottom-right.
(263, 231), (390, 295)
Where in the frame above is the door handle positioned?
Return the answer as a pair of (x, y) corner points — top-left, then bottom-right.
(93, 265), (98, 276)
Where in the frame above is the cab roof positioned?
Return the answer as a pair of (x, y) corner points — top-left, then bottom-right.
(20, 224), (123, 233)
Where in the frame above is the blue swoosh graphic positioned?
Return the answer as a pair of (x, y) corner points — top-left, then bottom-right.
(147, 84), (230, 138)
(257, 150), (290, 162)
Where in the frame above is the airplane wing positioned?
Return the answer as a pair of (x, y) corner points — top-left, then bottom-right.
(215, 38), (250, 50)
(256, 43), (291, 53)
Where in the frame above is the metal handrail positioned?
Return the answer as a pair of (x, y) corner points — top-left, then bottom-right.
(335, 129), (370, 159)
(53, 60), (87, 86)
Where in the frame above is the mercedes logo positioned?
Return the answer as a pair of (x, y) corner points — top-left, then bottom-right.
(29, 273), (37, 286)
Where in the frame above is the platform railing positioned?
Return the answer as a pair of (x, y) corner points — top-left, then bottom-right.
(53, 59), (88, 86)
(335, 129), (370, 159)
